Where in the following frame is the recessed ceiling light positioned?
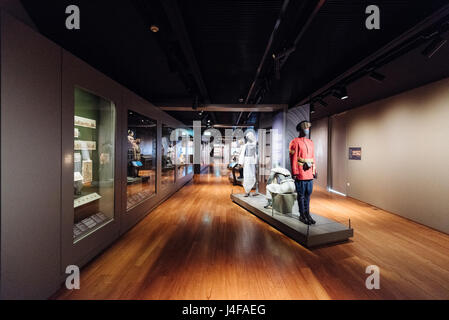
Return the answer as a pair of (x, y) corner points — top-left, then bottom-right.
(150, 25), (159, 33)
(310, 104), (316, 114)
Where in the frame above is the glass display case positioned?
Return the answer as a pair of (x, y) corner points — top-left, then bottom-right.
(73, 87), (115, 242)
(170, 128), (194, 179)
(126, 111), (157, 210)
(186, 138), (194, 175)
(161, 125), (175, 188)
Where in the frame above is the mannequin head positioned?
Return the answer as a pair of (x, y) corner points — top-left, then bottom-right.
(296, 121), (312, 138)
(245, 131), (256, 143)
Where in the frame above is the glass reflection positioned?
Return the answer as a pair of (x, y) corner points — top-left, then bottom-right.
(126, 111), (157, 210)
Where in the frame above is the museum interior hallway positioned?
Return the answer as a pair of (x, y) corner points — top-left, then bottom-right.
(53, 165), (449, 300)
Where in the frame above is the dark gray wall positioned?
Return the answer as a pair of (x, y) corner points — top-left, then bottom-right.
(1, 11), (61, 299)
(0, 12), (193, 299)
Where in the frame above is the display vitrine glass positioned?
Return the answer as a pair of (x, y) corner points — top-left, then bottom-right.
(127, 111), (157, 210)
(161, 125), (175, 187)
(174, 129), (192, 178)
(73, 87), (116, 242)
(186, 138), (194, 175)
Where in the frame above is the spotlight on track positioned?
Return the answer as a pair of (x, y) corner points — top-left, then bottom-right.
(422, 35), (447, 58)
(369, 71), (386, 83)
(332, 87), (349, 100)
(150, 25), (160, 33)
(310, 104), (316, 114)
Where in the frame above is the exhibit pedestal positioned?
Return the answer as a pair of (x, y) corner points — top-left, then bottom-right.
(272, 193), (297, 214)
(231, 193), (353, 247)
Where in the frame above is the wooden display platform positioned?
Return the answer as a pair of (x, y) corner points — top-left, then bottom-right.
(231, 193), (353, 247)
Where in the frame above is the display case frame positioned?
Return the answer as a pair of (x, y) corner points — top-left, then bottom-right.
(120, 88), (194, 234)
(61, 51), (123, 270)
(120, 89), (161, 232)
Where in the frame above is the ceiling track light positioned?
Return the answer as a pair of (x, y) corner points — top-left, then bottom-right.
(422, 35), (447, 58)
(332, 87), (349, 100)
(369, 71), (386, 83)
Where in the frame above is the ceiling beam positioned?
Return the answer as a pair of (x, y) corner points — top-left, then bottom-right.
(280, 0), (326, 68)
(244, 0), (291, 105)
(160, 0), (210, 104)
(158, 104), (287, 113)
(237, 0), (325, 125)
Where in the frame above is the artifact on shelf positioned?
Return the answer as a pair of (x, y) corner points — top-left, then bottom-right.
(74, 171), (84, 195)
(74, 115), (96, 129)
(74, 192), (102, 208)
(74, 140), (96, 151)
(82, 160), (93, 183)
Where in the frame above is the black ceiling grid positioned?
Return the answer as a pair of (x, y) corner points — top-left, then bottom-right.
(21, 0), (449, 125)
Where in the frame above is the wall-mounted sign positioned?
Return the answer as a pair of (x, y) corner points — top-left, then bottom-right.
(349, 147), (362, 160)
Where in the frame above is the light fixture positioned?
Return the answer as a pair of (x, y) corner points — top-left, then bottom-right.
(332, 87), (349, 100)
(422, 35), (447, 58)
(150, 25), (160, 33)
(369, 71), (386, 83)
(239, 98), (244, 103)
(310, 104), (316, 114)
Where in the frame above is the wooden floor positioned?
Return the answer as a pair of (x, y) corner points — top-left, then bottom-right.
(55, 166), (449, 300)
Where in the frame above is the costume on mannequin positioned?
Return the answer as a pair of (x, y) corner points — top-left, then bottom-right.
(264, 166), (296, 209)
(238, 131), (257, 196)
(128, 130), (142, 177)
(289, 121), (317, 225)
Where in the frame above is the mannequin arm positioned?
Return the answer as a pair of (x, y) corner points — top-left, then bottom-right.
(289, 140), (299, 179)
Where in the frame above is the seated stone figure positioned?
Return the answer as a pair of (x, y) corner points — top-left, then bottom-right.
(264, 166), (297, 213)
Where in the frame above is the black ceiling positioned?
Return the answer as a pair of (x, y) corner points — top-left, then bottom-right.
(21, 0), (449, 125)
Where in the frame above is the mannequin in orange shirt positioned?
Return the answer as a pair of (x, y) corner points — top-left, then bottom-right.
(289, 121), (317, 225)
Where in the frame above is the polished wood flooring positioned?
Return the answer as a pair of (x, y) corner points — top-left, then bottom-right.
(55, 166), (449, 299)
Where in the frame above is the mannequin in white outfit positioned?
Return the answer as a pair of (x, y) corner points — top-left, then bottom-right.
(238, 131), (257, 196)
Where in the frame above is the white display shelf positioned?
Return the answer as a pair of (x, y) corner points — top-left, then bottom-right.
(73, 212), (112, 242)
(74, 192), (101, 208)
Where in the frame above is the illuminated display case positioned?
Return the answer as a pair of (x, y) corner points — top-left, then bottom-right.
(126, 111), (157, 210)
(72, 87), (116, 242)
(161, 125), (175, 188)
